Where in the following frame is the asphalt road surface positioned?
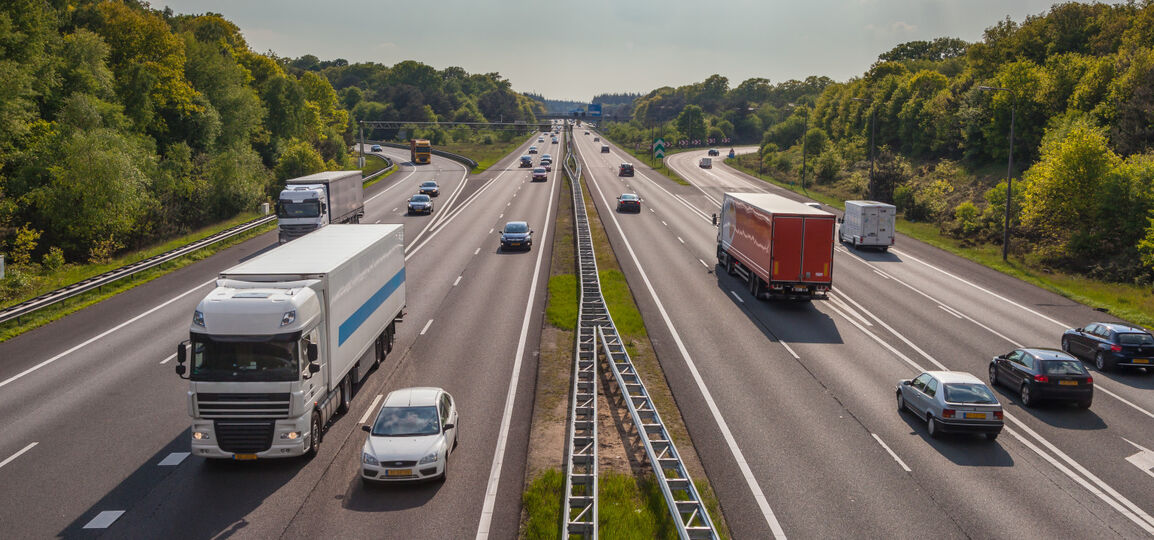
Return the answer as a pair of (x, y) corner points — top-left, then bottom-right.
(576, 133), (1154, 538)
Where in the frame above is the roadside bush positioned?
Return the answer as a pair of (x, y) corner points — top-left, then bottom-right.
(41, 247), (65, 273)
(815, 149), (844, 184)
(952, 202), (982, 237)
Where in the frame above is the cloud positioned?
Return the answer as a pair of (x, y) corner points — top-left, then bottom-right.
(865, 20), (918, 38)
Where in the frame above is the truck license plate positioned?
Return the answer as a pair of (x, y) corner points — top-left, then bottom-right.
(233, 454), (258, 461)
(386, 469), (412, 477)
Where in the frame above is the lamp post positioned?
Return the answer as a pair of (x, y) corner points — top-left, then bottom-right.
(978, 85), (1016, 261)
(851, 97), (876, 200)
(787, 103), (810, 191)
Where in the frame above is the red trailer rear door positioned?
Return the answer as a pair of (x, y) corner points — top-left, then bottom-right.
(802, 217), (835, 283)
(770, 216), (803, 281)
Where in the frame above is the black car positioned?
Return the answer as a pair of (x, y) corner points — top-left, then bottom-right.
(707, 148), (720, 156)
(616, 193), (641, 212)
(499, 221), (533, 251)
(1062, 322), (1154, 372)
(989, 348), (1093, 408)
(618, 163), (634, 177)
(419, 180), (439, 197)
(407, 194), (433, 215)
(519, 155), (533, 168)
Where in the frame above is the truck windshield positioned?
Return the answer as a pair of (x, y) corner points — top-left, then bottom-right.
(278, 200), (320, 218)
(190, 335), (299, 382)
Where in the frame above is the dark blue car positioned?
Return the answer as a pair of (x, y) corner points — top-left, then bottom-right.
(1061, 322), (1154, 372)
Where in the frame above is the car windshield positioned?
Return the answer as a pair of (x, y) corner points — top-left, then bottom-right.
(943, 383), (998, 404)
(505, 222), (529, 233)
(1042, 360), (1088, 375)
(278, 200), (320, 218)
(371, 406), (440, 436)
(620, 194), (638, 201)
(190, 334), (299, 382)
(1118, 332), (1154, 346)
(534, 168), (546, 173)
(421, 182), (437, 188)
(411, 194), (430, 202)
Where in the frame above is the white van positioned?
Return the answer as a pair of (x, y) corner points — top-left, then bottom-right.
(839, 200), (895, 251)
(699, 157), (712, 168)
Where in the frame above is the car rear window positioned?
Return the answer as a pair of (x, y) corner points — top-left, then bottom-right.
(421, 182), (436, 187)
(1118, 332), (1154, 346)
(1042, 360), (1088, 375)
(943, 383), (998, 404)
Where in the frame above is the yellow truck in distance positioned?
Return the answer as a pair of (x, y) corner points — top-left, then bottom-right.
(410, 139), (431, 164)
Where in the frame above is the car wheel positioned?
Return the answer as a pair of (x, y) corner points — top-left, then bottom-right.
(306, 412), (321, 458)
(1020, 383), (1034, 408)
(749, 275), (760, 299)
(1095, 351), (1113, 372)
(896, 392), (906, 413)
(439, 454), (449, 483)
(985, 431), (999, 442)
(927, 416), (940, 439)
(726, 256), (735, 276)
(989, 364), (999, 388)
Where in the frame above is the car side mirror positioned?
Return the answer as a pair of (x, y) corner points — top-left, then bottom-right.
(307, 343), (318, 363)
(443, 423), (454, 431)
(901, 380), (911, 386)
(362, 425), (371, 432)
(1074, 328), (1082, 332)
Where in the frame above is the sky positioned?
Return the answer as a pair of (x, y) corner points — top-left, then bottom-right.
(161, 0), (1082, 101)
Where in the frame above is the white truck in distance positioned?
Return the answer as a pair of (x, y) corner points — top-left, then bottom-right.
(839, 200), (896, 251)
(174, 224), (405, 460)
(277, 170), (365, 243)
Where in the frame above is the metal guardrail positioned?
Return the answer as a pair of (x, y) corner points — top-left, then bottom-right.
(563, 133), (598, 538)
(0, 214), (276, 325)
(372, 141), (479, 169)
(563, 132), (718, 540)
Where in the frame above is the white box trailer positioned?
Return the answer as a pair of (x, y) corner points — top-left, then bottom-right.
(175, 224), (405, 460)
(839, 200), (896, 251)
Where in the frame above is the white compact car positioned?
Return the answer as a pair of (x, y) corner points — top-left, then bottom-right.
(361, 387), (458, 483)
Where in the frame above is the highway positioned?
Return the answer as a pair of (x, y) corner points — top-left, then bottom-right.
(575, 133), (1154, 538)
(0, 132), (563, 538)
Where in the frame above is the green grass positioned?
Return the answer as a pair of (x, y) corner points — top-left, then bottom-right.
(598, 472), (673, 539)
(362, 154), (397, 189)
(523, 469), (564, 539)
(599, 269), (646, 337)
(728, 158), (1154, 328)
(0, 216), (276, 341)
(547, 274), (578, 331)
(440, 138), (531, 173)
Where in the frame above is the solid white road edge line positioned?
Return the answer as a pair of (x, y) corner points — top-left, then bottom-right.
(82, 510), (125, 529)
(828, 291), (1154, 533)
(729, 291), (744, 303)
(0, 279), (216, 391)
(358, 394), (384, 425)
(0, 442), (37, 470)
(870, 433), (911, 472)
(475, 141), (560, 540)
(578, 144), (788, 539)
(158, 452), (190, 466)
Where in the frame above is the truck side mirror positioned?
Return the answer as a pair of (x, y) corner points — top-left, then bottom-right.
(320, 203), (327, 213)
(308, 363), (321, 374)
(175, 341), (189, 379)
(711, 213), (717, 226)
(837, 217), (844, 224)
(307, 343), (318, 363)
(175, 364), (187, 377)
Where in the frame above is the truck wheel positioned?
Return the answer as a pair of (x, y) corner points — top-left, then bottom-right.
(726, 256), (736, 276)
(749, 275), (761, 299)
(337, 376), (351, 414)
(306, 412), (322, 458)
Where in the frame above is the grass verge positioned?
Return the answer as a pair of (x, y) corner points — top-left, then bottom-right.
(440, 138), (533, 173)
(727, 157), (1154, 327)
(362, 154), (397, 189)
(0, 215), (275, 342)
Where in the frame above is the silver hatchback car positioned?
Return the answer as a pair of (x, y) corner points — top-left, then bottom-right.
(897, 371), (1003, 441)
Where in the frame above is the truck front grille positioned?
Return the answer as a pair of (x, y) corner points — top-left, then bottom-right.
(214, 420), (275, 453)
(197, 393), (291, 418)
(279, 224), (317, 239)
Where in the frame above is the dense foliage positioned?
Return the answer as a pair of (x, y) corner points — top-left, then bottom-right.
(0, 1), (539, 302)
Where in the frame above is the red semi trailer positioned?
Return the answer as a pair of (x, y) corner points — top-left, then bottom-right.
(717, 192), (836, 300)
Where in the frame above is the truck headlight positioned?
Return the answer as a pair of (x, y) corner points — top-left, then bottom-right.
(280, 431), (301, 440)
(192, 431), (211, 440)
(192, 310), (205, 327)
(418, 451), (439, 465)
(363, 452), (379, 466)
(281, 310), (296, 327)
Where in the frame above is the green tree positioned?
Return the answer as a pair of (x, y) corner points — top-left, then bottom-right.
(675, 104), (707, 142)
(274, 139), (325, 180)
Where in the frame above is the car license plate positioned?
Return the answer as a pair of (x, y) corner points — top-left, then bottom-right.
(964, 412), (985, 419)
(1132, 358), (1150, 364)
(1059, 380), (1078, 386)
(233, 453), (258, 461)
(386, 469), (412, 477)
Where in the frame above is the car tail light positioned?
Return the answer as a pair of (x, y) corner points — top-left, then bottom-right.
(1086, 376), (1093, 384)
(942, 409), (956, 418)
(993, 410), (1004, 420)
(1034, 374), (1050, 383)
(1110, 344), (1122, 352)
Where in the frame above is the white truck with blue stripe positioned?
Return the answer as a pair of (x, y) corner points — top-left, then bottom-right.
(174, 224), (405, 460)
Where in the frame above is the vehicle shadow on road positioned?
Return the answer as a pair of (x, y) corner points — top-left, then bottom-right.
(237, 242), (281, 263)
(896, 411), (1015, 467)
(1093, 367), (1154, 391)
(837, 244), (903, 264)
(58, 429), (308, 538)
(713, 269), (843, 345)
(344, 478), (440, 512)
(990, 388), (1108, 431)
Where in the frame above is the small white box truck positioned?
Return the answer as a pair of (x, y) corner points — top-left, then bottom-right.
(174, 224), (405, 460)
(839, 200), (896, 251)
(277, 170), (365, 243)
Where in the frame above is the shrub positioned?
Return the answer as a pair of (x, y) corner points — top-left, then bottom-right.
(41, 246), (65, 273)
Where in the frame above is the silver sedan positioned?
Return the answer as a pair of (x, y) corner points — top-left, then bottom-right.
(897, 371), (1003, 441)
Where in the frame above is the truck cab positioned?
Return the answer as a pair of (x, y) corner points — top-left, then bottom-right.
(277, 185), (329, 242)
